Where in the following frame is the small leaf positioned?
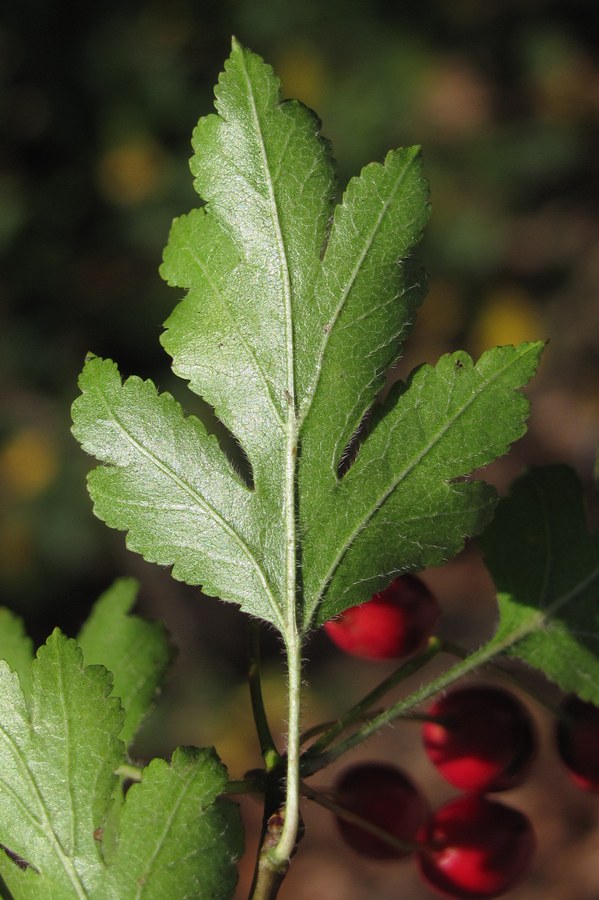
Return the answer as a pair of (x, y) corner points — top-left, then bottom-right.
(0, 608), (33, 700)
(0, 631), (242, 898)
(0, 631), (123, 897)
(479, 464), (599, 704)
(108, 747), (243, 899)
(77, 578), (174, 746)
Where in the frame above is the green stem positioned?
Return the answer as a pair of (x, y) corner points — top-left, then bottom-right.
(303, 637), (443, 760)
(300, 781), (415, 854)
(446, 636), (565, 717)
(249, 850), (288, 900)
(271, 632), (303, 864)
(301, 636), (510, 777)
(114, 764), (143, 782)
(248, 620), (283, 772)
(248, 632), (303, 900)
(224, 776), (265, 795)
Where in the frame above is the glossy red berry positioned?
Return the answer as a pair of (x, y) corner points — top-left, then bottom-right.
(422, 685), (537, 792)
(324, 574), (439, 660)
(333, 762), (429, 859)
(556, 694), (599, 792)
(417, 794), (535, 899)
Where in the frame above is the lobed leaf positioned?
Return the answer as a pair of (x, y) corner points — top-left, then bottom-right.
(480, 463), (599, 704)
(77, 578), (174, 746)
(305, 342), (544, 626)
(0, 631), (123, 897)
(0, 631), (242, 899)
(107, 747), (243, 900)
(73, 40), (541, 639)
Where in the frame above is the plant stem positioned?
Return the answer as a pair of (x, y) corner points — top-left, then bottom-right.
(445, 636), (565, 716)
(300, 781), (415, 854)
(301, 636), (513, 777)
(303, 637), (443, 760)
(249, 849), (288, 900)
(274, 632), (303, 864)
(247, 631), (303, 900)
(248, 621), (283, 772)
(225, 776), (265, 795)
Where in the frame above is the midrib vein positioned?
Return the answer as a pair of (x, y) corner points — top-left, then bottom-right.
(299, 152), (417, 430)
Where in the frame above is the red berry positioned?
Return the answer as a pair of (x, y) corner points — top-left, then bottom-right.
(324, 575), (439, 660)
(333, 762), (429, 859)
(556, 694), (599, 792)
(417, 794), (535, 899)
(422, 686), (537, 792)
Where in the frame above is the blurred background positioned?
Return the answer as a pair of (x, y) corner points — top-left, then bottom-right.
(1, 1), (599, 897)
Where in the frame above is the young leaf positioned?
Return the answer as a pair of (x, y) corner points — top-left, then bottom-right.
(0, 631), (242, 899)
(0, 608), (33, 700)
(106, 747), (243, 899)
(72, 40), (541, 639)
(479, 463), (599, 705)
(77, 578), (174, 746)
(0, 631), (123, 897)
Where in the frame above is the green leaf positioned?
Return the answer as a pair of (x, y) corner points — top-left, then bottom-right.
(0, 631), (123, 898)
(72, 355), (283, 629)
(77, 578), (174, 746)
(479, 464), (599, 704)
(107, 747), (243, 899)
(0, 608), (33, 700)
(0, 632), (242, 899)
(306, 341), (544, 625)
(72, 40), (541, 639)
(160, 39), (335, 482)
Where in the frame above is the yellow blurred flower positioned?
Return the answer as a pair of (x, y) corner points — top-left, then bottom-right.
(276, 44), (327, 110)
(0, 427), (58, 499)
(97, 138), (166, 206)
(470, 287), (545, 356)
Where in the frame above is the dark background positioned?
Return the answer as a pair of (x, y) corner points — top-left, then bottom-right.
(1, 2), (599, 897)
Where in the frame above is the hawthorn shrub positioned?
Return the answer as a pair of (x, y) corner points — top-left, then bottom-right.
(0, 40), (597, 900)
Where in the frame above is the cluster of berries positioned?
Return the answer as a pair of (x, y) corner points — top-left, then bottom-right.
(323, 576), (599, 898)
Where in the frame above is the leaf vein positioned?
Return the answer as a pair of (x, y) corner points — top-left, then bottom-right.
(322, 349), (531, 600)
(94, 385), (284, 631)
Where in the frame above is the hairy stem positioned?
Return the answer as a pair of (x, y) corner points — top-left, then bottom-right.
(248, 634), (303, 900)
(301, 636), (515, 777)
(303, 637), (443, 760)
(274, 632), (303, 864)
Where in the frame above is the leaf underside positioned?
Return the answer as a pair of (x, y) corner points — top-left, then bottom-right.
(72, 39), (543, 637)
(480, 463), (599, 705)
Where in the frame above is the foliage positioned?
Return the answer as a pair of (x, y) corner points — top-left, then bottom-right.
(0, 580), (242, 898)
(71, 41), (542, 639)
(481, 463), (599, 704)
(3, 1), (597, 623)
(0, 34), (596, 900)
